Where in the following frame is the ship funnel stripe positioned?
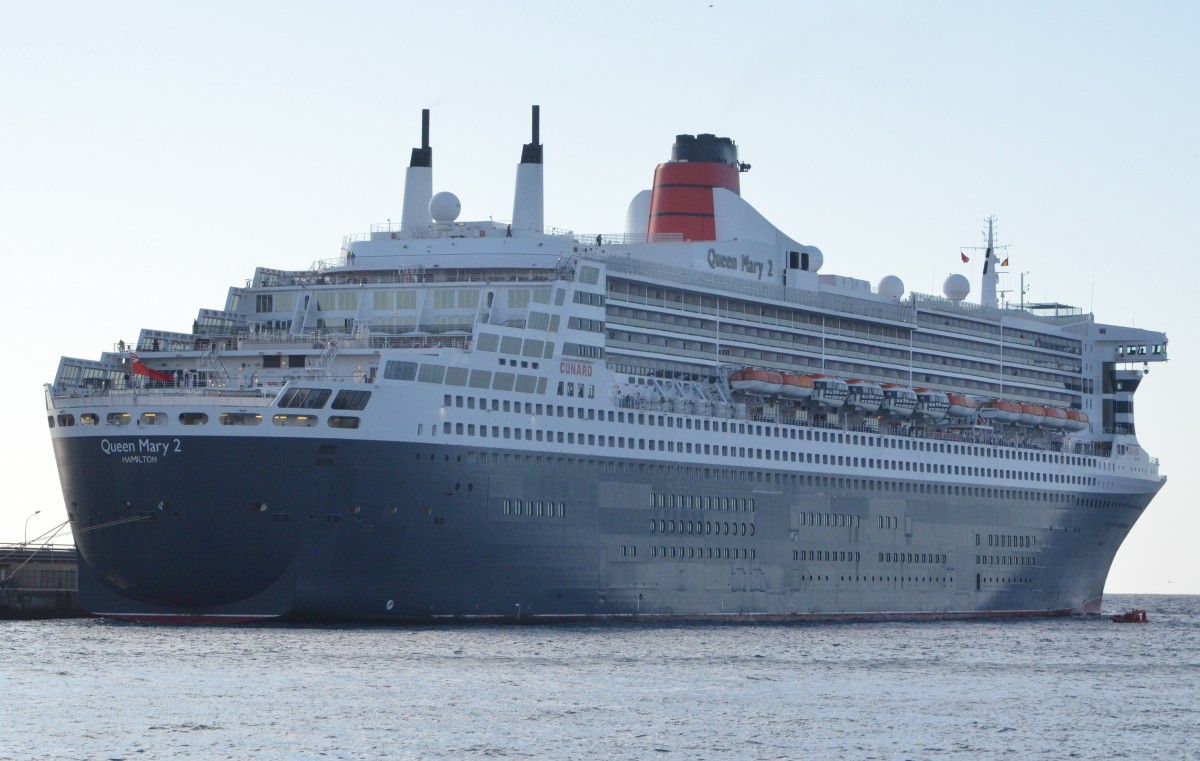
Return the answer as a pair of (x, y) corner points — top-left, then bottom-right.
(647, 157), (740, 242)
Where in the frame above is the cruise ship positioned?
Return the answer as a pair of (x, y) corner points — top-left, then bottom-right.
(45, 107), (1168, 623)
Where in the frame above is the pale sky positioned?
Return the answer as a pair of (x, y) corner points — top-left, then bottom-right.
(2, 1), (1196, 593)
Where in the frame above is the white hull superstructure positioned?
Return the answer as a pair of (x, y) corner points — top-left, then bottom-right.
(44, 108), (1167, 623)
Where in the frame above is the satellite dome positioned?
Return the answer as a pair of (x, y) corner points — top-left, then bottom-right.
(430, 191), (461, 223)
(878, 275), (905, 299)
(805, 248), (824, 272)
(943, 273), (970, 301)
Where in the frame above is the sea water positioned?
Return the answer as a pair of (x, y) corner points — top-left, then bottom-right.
(2, 594), (1196, 760)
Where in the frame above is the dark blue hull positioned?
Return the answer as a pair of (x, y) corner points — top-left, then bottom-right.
(53, 433), (1156, 622)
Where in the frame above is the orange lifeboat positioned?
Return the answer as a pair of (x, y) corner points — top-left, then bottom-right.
(979, 399), (1021, 424)
(946, 393), (981, 418)
(729, 367), (782, 396)
(1019, 403), (1046, 426)
(1063, 409), (1089, 432)
(1042, 407), (1068, 429)
(778, 373), (814, 400)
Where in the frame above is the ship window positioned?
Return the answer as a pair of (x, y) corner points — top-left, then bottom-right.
(272, 414), (317, 427)
(384, 361), (418, 381)
(328, 416), (360, 429)
(140, 412), (167, 426)
(332, 390), (372, 410)
(79, 413), (99, 426)
(279, 387), (332, 409)
(179, 412), (208, 425)
(219, 412), (263, 426)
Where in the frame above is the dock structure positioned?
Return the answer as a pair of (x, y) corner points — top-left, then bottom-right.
(0, 544), (87, 619)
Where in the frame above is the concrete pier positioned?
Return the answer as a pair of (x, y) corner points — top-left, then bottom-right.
(0, 544), (88, 619)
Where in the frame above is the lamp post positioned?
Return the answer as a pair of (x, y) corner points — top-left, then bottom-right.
(24, 510), (41, 546)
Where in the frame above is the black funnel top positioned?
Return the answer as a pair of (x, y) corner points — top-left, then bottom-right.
(520, 105), (543, 165)
(671, 133), (738, 164)
(410, 109), (432, 168)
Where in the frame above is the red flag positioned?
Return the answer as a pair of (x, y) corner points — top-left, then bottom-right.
(960, 251), (969, 263)
(1001, 257), (1009, 267)
(131, 353), (174, 383)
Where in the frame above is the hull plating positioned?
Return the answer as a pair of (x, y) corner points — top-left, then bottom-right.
(52, 433), (1158, 623)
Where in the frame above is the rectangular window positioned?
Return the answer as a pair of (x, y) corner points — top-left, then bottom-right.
(508, 289), (531, 308)
(417, 364), (446, 383)
(332, 390), (372, 410)
(384, 361), (418, 380)
(278, 387), (332, 409)
(468, 370), (492, 388)
(373, 290), (394, 310)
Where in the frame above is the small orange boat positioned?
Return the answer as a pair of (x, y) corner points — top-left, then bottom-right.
(1064, 409), (1089, 432)
(778, 373), (814, 400)
(1111, 609), (1148, 623)
(729, 367), (783, 396)
(1042, 407), (1069, 429)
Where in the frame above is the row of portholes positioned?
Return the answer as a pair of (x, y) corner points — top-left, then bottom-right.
(650, 493), (755, 512)
(650, 546), (754, 560)
(880, 551), (947, 564)
(814, 575), (954, 584)
(650, 519), (753, 537)
(976, 555), (1036, 566)
(984, 533), (1036, 548)
(51, 411), (359, 429)
(501, 499), (565, 518)
(793, 550), (863, 562)
(797, 512), (860, 528)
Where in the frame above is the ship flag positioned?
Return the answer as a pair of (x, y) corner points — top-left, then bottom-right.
(131, 353), (173, 383)
(1001, 256), (1009, 267)
(960, 251), (969, 263)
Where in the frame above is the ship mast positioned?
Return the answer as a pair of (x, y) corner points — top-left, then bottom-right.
(981, 215), (999, 309)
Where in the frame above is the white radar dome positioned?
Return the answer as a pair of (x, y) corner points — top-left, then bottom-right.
(943, 273), (970, 301)
(805, 249), (824, 272)
(430, 191), (461, 223)
(878, 275), (905, 299)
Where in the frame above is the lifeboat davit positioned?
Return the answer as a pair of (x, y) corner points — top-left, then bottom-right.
(946, 393), (981, 418)
(730, 367), (782, 396)
(810, 375), (849, 408)
(1019, 403), (1047, 426)
(914, 388), (949, 420)
(1042, 407), (1068, 429)
(979, 399), (1021, 424)
(778, 373), (814, 400)
(880, 384), (918, 417)
(845, 380), (884, 412)
(1063, 409), (1089, 432)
